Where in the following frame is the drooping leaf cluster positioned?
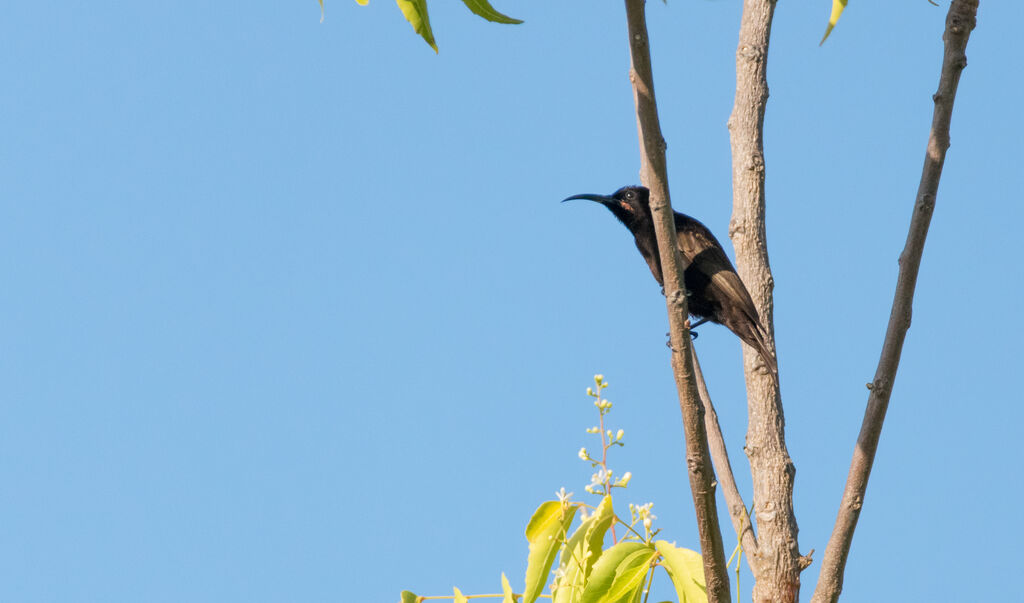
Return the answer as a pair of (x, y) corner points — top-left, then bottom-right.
(322, 0), (522, 52)
(329, 0), (931, 50)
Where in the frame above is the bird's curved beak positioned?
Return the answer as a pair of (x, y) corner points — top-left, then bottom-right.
(562, 193), (614, 204)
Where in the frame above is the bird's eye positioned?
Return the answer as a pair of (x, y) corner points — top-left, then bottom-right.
(625, 190), (635, 200)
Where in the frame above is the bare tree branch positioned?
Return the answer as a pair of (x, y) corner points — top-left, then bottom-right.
(690, 346), (760, 569)
(726, 1), (808, 602)
(621, 1), (730, 601)
(810, 3), (979, 602)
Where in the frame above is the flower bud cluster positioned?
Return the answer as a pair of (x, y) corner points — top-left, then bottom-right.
(576, 374), (633, 499)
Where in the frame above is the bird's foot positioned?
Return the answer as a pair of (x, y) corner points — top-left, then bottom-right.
(666, 330), (697, 349)
(689, 317), (709, 331)
(683, 317), (709, 340)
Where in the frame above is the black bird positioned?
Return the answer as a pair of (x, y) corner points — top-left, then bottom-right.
(564, 185), (778, 377)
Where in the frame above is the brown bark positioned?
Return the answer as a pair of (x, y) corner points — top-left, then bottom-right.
(621, 1), (730, 601)
(726, 1), (808, 601)
(809, 3), (979, 602)
(690, 346), (760, 571)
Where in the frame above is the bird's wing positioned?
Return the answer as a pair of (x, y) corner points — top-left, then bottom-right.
(708, 265), (762, 325)
(674, 212), (777, 378)
(674, 213), (761, 324)
(674, 213), (733, 270)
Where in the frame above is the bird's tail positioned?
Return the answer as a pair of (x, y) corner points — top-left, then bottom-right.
(739, 322), (779, 384)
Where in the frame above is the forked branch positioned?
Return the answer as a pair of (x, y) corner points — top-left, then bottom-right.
(690, 346), (760, 570)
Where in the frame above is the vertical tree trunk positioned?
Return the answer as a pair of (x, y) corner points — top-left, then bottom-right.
(727, 1), (807, 601)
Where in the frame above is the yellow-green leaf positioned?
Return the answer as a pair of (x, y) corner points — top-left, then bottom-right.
(396, 0), (437, 52)
(400, 591), (419, 603)
(819, 0), (848, 45)
(579, 542), (653, 603)
(654, 541), (707, 603)
(525, 501), (563, 541)
(501, 572), (517, 603)
(524, 501), (578, 603)
(453, 586), (469, 603)
(461, 0), (523, 24)
(629, 583), (644, 603)
(355, 0), (369, 5)
(575, 496), (615, 575)
(553, 496), (615, 603)
(605, 548), (658, 603)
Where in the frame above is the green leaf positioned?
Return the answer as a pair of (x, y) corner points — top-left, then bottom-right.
(453, 586), (469, 603)
(461, 0), (523, 24)
(819, 0), (848, 45)
(501, 573), (517, 603)
(399, 591), (419, 603)
(553, 496), (615, 603)
(605, 548), (658, 603)
(571, 496), (616, 574)
(580, 542), (654, 603)
(395, 0), (437, 52)
(654, 541), (707, 603)
(525, 501), (561, 541)
(524, 502), (578, 603)
(628, 582), (645, 603)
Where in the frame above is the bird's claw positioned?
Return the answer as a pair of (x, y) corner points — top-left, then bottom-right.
(665, 330), (695, 350)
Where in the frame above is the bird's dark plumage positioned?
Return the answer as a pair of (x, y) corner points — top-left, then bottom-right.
(564, 185), (778, 378)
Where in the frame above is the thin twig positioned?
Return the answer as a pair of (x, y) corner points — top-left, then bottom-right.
(809, 3), (979, 603)
(621, 1), (730, 601)
(689, 347), (760, 569)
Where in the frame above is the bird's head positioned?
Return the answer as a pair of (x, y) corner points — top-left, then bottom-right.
(562, 185), (651, 231)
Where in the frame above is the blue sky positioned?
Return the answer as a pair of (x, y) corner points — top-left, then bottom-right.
(2, 2), (1020, 602)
